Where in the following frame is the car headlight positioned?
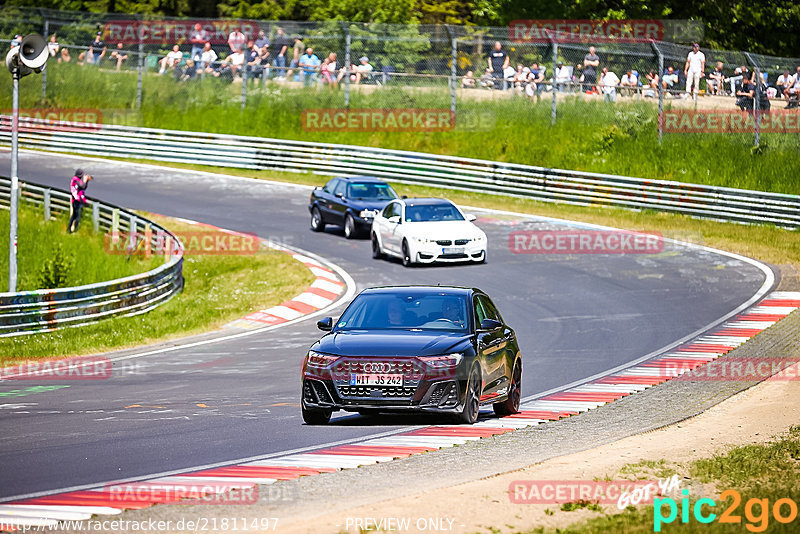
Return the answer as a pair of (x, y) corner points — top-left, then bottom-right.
(306, 350), (339, 369)
(359, 209), (377, 218)
(419, 353), (463, 368)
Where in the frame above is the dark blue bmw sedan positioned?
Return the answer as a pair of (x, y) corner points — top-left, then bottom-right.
(301, 286), (522, 425)
(308, 176), (399, 239)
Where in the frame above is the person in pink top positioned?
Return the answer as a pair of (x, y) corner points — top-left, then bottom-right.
(68, 169), (93, 233)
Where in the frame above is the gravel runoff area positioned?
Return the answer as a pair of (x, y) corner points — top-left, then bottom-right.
(57, 268), (800, 534)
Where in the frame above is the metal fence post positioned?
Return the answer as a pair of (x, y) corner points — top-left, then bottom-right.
(136, 41), (144, 110)
(445, 25), (457, 116)
(651, 40), (664, 144)
(340, 21), (350, 107)
(41, 17), (49, 103)
(93, 201), (99, 232)
(241, 67), (247, 110)
(745, 52), (761, 147)
(128, 215), (137, 250)
(549, 31), (558, 126)
(43, 189), (51, 221)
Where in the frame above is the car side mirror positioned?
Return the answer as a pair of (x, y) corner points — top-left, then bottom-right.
(317, 317), (333, 331)
(479, 318), (502, 331)
(335, 192), (344, 198)
(465, 214), (477, 222)
(388, 215), (400, 224)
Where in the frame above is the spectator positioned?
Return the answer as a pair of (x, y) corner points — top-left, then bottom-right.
(599, 66), (620, 102)
(218, 47), (246, 79)
(254, 30), (269, 54)
(158, 45), (183, 75)
(527, 63), (545, 98)
(58, 47), (71, 63)
(620, 69), (637, 96)
(684, 43), (705, 99)
(272, 27), (290, 78)
(189, 23), (208, 62)
(644, 69), (659, 97)
(503, 63), (516, 89)
(47, 34), (59, 57)
(488, 41), (509, 90)
(479, 67), (494, 89)
(776, 70), (792, 101)
(322, 52), (337, 86)
(583, 45), (600, 93)
(68, 169), (92, 233)
(245, 40), (265, 82)
(355, 56), (373, 84)
(572, 64), (583, 91)
(662, 66), (679, 95)
(110, 43), (128, 71)
(178, 59), (198, 82)
(77, 51), (86, 66)
(10, 35), (21, 49)
(512, 64), (526, 91)
(461, 70), (476, 88)
(228, 27), (246, 54)
(298, 47), (320, 87)
(286, 36), (304, 80)
(707, 62), (725, 95)
(88, 32), (106, 66)
(554, 61), (570, 92)
(736, 73), (755, 111)
(199, 42), (217, 72)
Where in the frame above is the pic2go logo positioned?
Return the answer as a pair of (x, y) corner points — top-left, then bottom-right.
(654, 489), (799, 532)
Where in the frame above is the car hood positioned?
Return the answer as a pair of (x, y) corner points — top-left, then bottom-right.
(313, 330), (471, 357)
(402, 220), (485, 239)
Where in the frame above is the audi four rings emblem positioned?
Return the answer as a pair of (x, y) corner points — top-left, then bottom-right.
(363, 362), (392, 373)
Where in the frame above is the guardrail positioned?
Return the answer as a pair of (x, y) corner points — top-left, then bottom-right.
(1, 117), (799, 228)
(0, 176), (184, 337)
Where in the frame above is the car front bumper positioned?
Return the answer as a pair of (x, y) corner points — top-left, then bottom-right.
(412, 242), (486, 263)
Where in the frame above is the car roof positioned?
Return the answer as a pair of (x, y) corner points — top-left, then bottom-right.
(338, 176), (388, 184)
(397, 197), (454, 206)
(359, 285), (478, 297)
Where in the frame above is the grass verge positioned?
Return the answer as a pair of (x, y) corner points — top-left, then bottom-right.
(5, 61), (799, 194)
(0, 213), (315, 361)
(538, 426), (800, 533)
(0, 203), (163, 292)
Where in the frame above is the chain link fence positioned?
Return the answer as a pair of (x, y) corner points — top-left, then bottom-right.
(0, 7), (798, 148)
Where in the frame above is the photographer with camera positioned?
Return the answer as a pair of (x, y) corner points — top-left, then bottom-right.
(68, 169), (93, 233)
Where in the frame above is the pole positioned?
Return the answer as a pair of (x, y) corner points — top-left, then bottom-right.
(445, 25), (457, 116)
(41, 18), (49, 103)
(550, 31), (558, 126)
(651, 40), (664, 144)
(340, 21), (350, 107)
(241, 65), (247, 110)
(9, 71), (20, 292)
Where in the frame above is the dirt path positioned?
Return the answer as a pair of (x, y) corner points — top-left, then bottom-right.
(279, 376), (800, 533)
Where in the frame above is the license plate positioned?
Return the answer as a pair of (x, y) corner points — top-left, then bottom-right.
(443, 247), (465, 254)
(350, 374), (404, 386)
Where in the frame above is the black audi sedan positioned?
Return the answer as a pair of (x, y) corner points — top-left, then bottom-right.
(300, 286), (522, 425)
(309, 176), (399, 239)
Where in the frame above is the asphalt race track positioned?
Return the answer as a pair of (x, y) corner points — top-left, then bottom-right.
(0, 151), (773, 500)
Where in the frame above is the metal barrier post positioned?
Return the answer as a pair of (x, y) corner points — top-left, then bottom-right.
(241, 66), (247, 110)
(43, 189), (51, 221)
(128, 215), (137, 250)
(136, 42), (143, 110)
(92, 202), (100, 232)
(651, 40), (664, 144)
(112, 208), (120, 244)
(340, 21), (350, 107)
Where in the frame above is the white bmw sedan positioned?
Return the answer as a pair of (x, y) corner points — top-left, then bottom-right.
(370, 198), (487, 266)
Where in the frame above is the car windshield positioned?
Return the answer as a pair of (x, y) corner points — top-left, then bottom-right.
(404, 203), (464, 222)
(336, 292), (470, 332)
(347, 182), (398, 200)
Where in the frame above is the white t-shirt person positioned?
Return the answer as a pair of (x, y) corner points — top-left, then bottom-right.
(686, 50), (705, 73)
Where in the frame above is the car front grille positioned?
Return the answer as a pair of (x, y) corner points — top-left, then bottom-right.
(331, 358), (425, 401)
(436, 239), (452, 246)
(427, 381), (459, 407)
(439, 253), (469, 259)
(454, 239), (470, 245)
